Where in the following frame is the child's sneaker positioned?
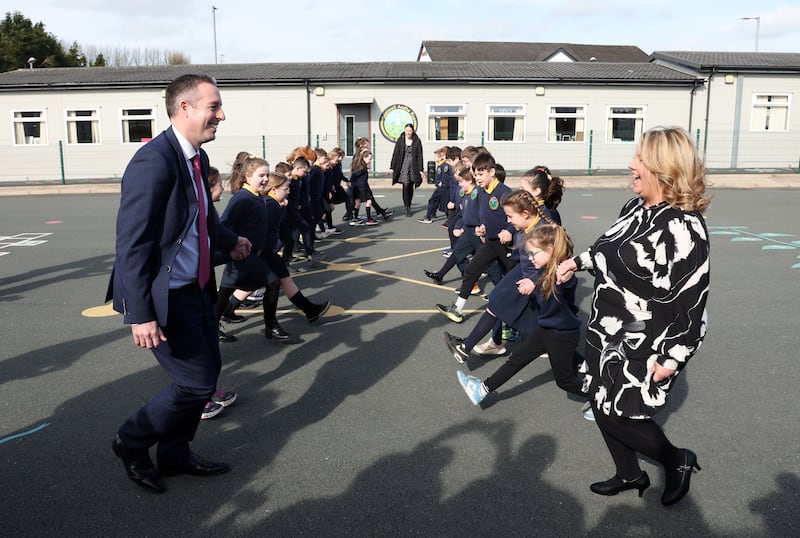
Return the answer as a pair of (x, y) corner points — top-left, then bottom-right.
(501, 327), (522, 342)
(473, 337), (507, 356)
(442, 248), (452, 258)
(211, 389), (237, 407)
(365, 218), (379, 226)
(436, 303), (464, 324)
(241, 288), (265, 308)
(453, 284), (481, 296)
(457, 370), (484, 406)
(201, 401), (224, 419)
(418, 217), (433, 224)
(444, 331), (470, 363)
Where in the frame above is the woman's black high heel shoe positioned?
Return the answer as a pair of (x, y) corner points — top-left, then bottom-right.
(661, 448), (701, 506)
(590, 472), (650, 498)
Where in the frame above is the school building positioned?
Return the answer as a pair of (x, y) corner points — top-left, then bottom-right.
(0, 41), (798, 184)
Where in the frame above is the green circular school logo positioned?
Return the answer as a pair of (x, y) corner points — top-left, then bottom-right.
(489, 196), (500, 210)
(379, 104), (418, 142)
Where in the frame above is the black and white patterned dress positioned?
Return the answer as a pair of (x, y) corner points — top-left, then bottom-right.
(575, 197), (710, 419)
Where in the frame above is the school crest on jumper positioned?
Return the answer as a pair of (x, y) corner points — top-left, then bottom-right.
(470, 189), (478, 199)
(489, 196), (500, 210)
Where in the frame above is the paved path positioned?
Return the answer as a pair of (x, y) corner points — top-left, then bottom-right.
(1, 189), (799, 536)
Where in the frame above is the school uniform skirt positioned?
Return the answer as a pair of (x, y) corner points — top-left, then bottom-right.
(486, 264), (539, 334)
(220, 252), (276, 291)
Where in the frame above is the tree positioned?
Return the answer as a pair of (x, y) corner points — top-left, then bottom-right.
(1, 11), (190, 71)
(0, 11), (82, 71)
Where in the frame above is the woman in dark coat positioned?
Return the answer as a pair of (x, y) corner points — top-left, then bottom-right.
(389, 123), (425, 216)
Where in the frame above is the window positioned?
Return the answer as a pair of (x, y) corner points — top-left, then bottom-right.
(427, 104), (465, 141)
(751, 94), (790, 131)
(66, 109), (100, 144)
(121, 108), (155, 142)
(487, 105), (526, 142)
(12, 110), (48, 145)
(606, 106), (644, 143)
(548, 105), (586, 142)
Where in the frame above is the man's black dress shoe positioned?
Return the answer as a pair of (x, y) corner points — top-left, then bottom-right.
(159, 452), (231, 477)
(112, 435), (166, 493)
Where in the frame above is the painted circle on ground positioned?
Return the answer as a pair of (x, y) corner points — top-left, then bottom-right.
(82, 303), (118, 317)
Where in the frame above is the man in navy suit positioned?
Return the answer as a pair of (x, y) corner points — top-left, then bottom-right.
(108, 74), (251, 493)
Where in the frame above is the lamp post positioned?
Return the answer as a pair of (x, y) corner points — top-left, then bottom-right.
(212, 5), (218, 63)
(739, 16), (760, 52)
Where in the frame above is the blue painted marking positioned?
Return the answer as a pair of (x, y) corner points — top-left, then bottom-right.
(762, 245), (796, 250)
(732, 237), (762, 242)
(760, 233), (795, 237)
(710, 231), (741, 235)
(792, 263), (800, 269)
(0, 423), (50, 445)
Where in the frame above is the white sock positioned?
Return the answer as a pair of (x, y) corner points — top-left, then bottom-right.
(454, 297), (467, 312)
(479, 383), (489, 398)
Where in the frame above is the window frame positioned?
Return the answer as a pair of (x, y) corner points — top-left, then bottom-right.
(11, 109), (49, 146)
(605, 105), (645, 143)
(65, 108), (102, 145)
(750, 93), (791, 132)
(426, 104), (466, 142)
(486, 104), (526, 143)
(547, 104), (587, 143)
(120, 107), (156, 143)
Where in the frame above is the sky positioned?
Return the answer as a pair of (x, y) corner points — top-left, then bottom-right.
(10, 0), (800, 66)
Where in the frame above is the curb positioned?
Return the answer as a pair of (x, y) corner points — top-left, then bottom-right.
(1, 173), (799, 196)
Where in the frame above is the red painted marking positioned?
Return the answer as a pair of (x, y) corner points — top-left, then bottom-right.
(45, 220), (62, 224)
(580, 216), (599, 220)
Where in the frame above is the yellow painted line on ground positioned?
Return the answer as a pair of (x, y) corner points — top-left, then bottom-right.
(362, 247), (448, 265)
(342, 237), (449, 243)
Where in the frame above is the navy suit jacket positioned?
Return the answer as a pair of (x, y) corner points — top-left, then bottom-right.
(106, 126), (236, 326)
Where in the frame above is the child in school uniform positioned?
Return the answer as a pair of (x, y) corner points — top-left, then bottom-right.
(201, 165), (238, 419)
(436, 152), (514, 323)
(423, 166), (481, 285)
(444, 187), (558, 361)
(259, 172), (331, 323)
(349, 149), (381, 226)
(456, 224), (587, 407)
(285, 154), (323, 264)
(215, 156), (290, 342)
(419, 146), (449, 223)
(445, 167), (566, 356)
(440, 147), (463, 257)
(308, 147), (329, 238)
(325, 147), (352, 229)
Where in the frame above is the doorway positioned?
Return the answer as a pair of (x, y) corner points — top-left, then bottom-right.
(338, 104), (371, 169)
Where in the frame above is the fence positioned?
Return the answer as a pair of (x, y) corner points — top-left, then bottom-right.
(1, 128), (799, 185)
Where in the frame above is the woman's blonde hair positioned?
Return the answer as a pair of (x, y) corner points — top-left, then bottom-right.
(638, 126), (711, 213)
